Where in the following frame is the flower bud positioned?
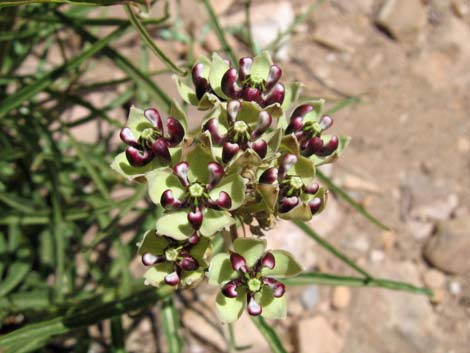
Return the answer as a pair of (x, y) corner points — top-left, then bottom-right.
(142, 253), (164, 266)
(166, 118), (184, 146)
(259, 168), (278, 184)
(144, 108), (163, 131)
(188, 233), (200, 245)
(265, 64), (282, 90)
(227, 100), (241, 124)
(222, 280), (240, 298)
(230, 252), (247, 272)
(251, 111), (272, 139)
(222, 142), (240, 163)
(278, 196), (299, 213)
(260, 252), (275, 269)
(263, 278), (286, 298)
(151, 138), (171, 163)
(238, 57), (253, 81)
(304, 182), (320, 195)
(308, 197), (322, 215)
(164, 271), (180, 286)
(187, 208), (203, 230)
(120, 127), (139, 147)
(291, 104), (314, 120)
(125, 146), (153, 167)
(207, 162), (224, 189)
(316, 136), (339, 157)
(242, 86), (260, 102)
(173, 161), (190, 186)
(252, 139), (267, 159)
(247, 295), (262, 316)
(179, 256), (199, 271)
(222, 68), (242, 99)
(262, 82), (285, 106)
(192, 63), (210, 100)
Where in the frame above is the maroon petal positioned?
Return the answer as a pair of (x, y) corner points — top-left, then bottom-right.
(247, 294), (262, 316)
(166, 118), (184, 146)
(259, 168), (278, 184)
(238, 57), (253, 81)
(301, 137), (323, 157)
(120, 127), (139, 147)
(230, 252), (247, 272)
(207, 162), (224, 189)
(308, 197), (322, 215)
(125, 146), (153, 167)
(285, 116), (304, 135)
(188, 233), (200, 245)
(164, 271), (180, 286)
(161, 189), (182, 209)
(187, 208), (203, 230)
(227, 100), (241, 125)
(144, 108), (163, 131)
(192, 63), (210, 100)
(222, 142), (240, 163)
(252, 139), (267, 159)
(242, 86), (260, 102)
(251, 111), (272, 139)
(291, 104), (314, 120)
(151, 138), (171, 163)
(278, 153), (298, 178)
(203, 118), (225, 145)
(215, 191), (232, 209)
(278, 196), (299, 213)
(173, 162), (190, 186)
(179, 256), (199, 271)
(265, 64), (282, 90)
(261, 82), (285, 106)
(141, 253), (164, 266)
(263, 278), (286, 298)
(316, 136), (339, 157)
(260, 252), (275, 269)
(319, 115), (333, 131)
(221, 68), (242, 99)
(304, 182), (320, 195)
(222, 280), (240, 298)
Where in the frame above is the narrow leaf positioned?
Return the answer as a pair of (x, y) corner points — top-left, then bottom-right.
(251, 316), (288, 353)
(161, 297), (183, 353)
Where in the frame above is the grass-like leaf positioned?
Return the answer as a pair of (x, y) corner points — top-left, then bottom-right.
(0, 0), (147, 7)
(251, 316), (288, 353)
(161, 297), (184, 353)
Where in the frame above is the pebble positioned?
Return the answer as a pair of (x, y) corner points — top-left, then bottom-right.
(369, 249), (385, 263)
(376, 0), (427, 43)
(407, 220), (435, 240)
(424, 217), (470, 274)
(331, 286), (352, 310)
(300, 285), (321, 309)
(423, 269), (447, 289)
(449, 281), (462, 296)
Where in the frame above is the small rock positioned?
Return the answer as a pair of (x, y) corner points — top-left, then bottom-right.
(376, 0), (427, 43)
(423, 269), (447, 289)
(407, 220), (435, 240)
(296, 316), (344, 353)
(423, 217), (470, 274)
(382, 231), (397, 251)
(332, 286), (352, 310)
(369, 249), (385, 263)
(430, 288), (447, 304)
(411, 194), (459, 222)
(300, 285), (321, 309)
(449, 281), (462, 296)
(451, 0), (470, 18)
(345, 236), (370, 253)
(338, 173), (382, 194)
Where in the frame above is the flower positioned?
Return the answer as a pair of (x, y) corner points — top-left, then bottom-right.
(221, 53), (285, 108)
(111, 105), (187, 179)
(208, 238), (302, 322)
(146, 145), (246, 239)
(257, 153), (327, 221)
(138, 230), (210, 288)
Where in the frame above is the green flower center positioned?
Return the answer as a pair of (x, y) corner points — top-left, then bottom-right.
(290, 176), (303, 190)
(141, 127), (156, 140)
(247, 278), (262, 292)
(165, 248), (179, 262)
(303, 121), (322, 136)
(246, 74), (265, 89)
(188, 183), (204, 198)
(233, 121), (249, 134)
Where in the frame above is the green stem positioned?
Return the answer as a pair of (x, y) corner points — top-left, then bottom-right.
(201, 0), (237, 65)
(124, 4), (186, 76)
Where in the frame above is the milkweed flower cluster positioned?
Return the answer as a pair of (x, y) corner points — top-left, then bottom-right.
(112, 52), (349, 322)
